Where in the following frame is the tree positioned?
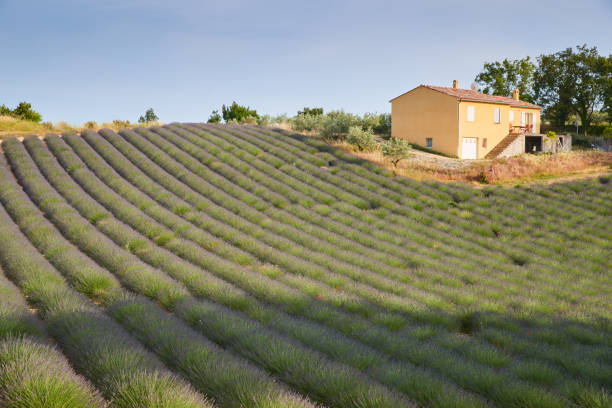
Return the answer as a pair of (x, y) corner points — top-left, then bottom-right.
(11, 102), (42, 123)
(475, 57), (536, 102)
(382, 138), (412, 167)
(297, 107), (323, 116)
(320, 110), (359, 140)
(602, 126), (612, 139)
(221, 102), (258, 123)
(0, 104), (11, 116)
(347, 126), (377, 152)
(534, 45), (609, 137)
(602, 55), (612, 122)
(138, 108), (159, 123)
(207, 110), (222, 123)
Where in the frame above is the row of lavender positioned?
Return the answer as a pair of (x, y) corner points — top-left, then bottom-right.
(0, 122), (609, 408)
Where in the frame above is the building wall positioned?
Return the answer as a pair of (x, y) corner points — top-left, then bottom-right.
(391, 87), (459, 157)
(499, 134), (526, 158)
(543, 134), (572, 153)
(458, 101), (541, 159)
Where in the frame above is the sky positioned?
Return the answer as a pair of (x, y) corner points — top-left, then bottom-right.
(1, 0), (611, 124)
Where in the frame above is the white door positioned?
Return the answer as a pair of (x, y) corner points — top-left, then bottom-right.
(462, 137), (477, 159)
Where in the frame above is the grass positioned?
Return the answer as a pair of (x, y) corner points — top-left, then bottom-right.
(0, 123), (610, 408)
(329, 136), (612, 184)
(0, 115), (163, 139)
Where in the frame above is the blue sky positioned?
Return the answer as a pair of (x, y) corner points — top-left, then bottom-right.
(1, 0), (611, 124)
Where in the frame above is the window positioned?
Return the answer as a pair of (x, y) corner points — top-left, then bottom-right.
(494, 108), (501, 123)
(467, 106), (475, 122)
(521, 112), (527, 126)
(426, 138), (433, 148)
(509, 111), (514, 122)
(482, 138), (487, 148)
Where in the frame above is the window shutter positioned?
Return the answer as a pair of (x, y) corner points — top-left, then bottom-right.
(509, 111), (514, 122)
(494, 108), (501, 123)
(467, 106), (475, 122)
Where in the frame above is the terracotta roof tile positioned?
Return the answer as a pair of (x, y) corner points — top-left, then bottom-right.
(391, 85), (541, 109)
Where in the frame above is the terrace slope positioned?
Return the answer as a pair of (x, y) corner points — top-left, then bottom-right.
(0, 123), (610, 408)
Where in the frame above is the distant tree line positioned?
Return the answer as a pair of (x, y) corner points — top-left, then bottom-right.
(475, 44), (612, 137)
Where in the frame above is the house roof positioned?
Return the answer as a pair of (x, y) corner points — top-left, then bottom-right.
(390, 85), (542, 109)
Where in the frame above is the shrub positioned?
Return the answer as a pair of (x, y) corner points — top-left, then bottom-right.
(602, 126), (612, 138)
(55, 121), (75, 133)
(291, 113), (324, 132)
(273, 113), (289, 124)
(382, 138), (412, 167)
(256, 114), (272, 126)
(112, 119), (131, 129)
(84, 121), (97, 129)
(207, 110), (221, 123)
(241, 115), (258, 124)
(347, 126), (378, 152)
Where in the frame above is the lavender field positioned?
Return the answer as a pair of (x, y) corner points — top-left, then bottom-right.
(0, 123), (610, 408)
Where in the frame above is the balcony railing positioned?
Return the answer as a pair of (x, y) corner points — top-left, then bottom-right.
(510, 124), (535, 133)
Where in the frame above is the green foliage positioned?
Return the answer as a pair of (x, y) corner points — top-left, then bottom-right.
(320, 110), (361, 140)
(221, 101), (259, 123)
(207, 110), (222, 123)
(602, 126), (612, 138)
(13, 102), (43, 123)
(347, 126), (377, 152)
(476, 57), (536, 102)
(298, 107), (323, 116)
(373, 113), (391, 136)
(1, 102), (43, 123)
(534, 44), (610, 135)
(290, 111), (390, 138)
(273, 113), (289, 124)
(476, 45), (612, 136)
(256, 114), (272, 126)
(290, 113), (325, 132)
(382, 138), (412, 167)
(138, 108), (159, 123)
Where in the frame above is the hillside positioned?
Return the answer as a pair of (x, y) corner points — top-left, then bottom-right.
(0, 123), (610, 408)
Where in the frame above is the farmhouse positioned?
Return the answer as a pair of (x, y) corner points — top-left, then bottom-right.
(390, 81), (571, 159)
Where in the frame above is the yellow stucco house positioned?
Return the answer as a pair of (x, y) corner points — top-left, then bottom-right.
(390, 81), (570, 159)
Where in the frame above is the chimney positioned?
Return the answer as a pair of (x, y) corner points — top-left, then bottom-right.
(512, 89), (519, 100)
(452, 80), (459, 89)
